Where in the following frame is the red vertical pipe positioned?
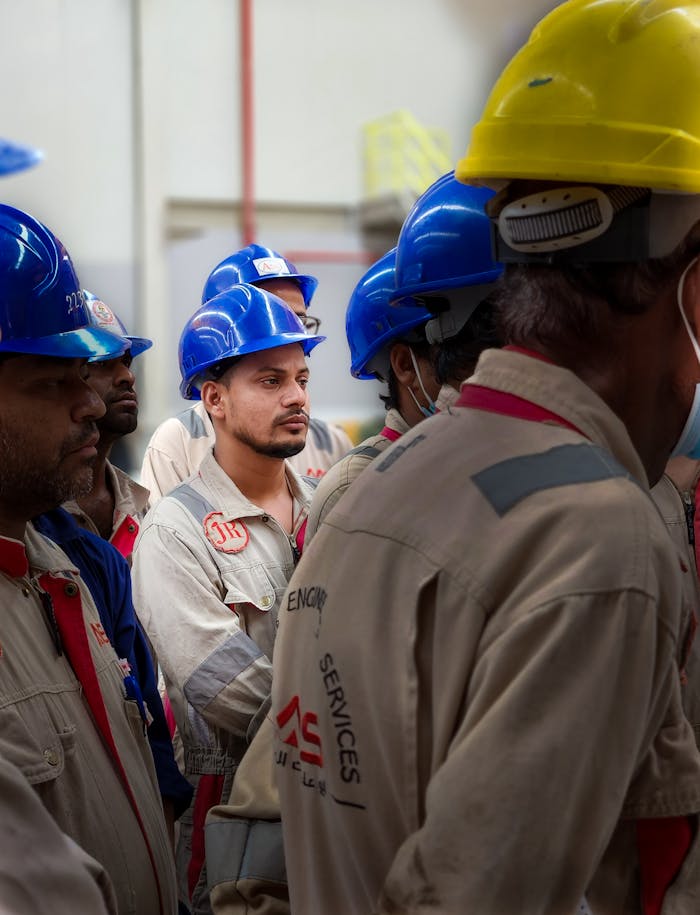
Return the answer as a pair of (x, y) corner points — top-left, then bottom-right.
(240, 0), (256, 244)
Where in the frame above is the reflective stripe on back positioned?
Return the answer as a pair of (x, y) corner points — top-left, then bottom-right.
(177, 407), (211, 439)
(472, 443), (632, 517)
(169, 483), (216, 524)
(348, 444), (382, 460)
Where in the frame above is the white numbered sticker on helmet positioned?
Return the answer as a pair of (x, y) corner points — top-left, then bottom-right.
(253, 256), (290, 277)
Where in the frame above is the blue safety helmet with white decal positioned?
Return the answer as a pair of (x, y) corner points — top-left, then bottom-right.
(83, 290), (153, 362)
(346, 248), (432, 380)
(393, 172), (503, 343)
(202, 244), (318, 307)
(179, 283), (325, 399)
(0, 138), (42, 176)
(0, 204), (126, 360)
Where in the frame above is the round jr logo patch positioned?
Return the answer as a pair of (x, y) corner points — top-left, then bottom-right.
(203, 512), (250, 553)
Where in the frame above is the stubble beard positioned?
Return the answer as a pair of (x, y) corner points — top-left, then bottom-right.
(236, 426), (307, 460)
(0, 426), (97, 512)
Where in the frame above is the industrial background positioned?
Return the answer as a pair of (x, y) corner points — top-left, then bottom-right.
(0, 0), (555, 470)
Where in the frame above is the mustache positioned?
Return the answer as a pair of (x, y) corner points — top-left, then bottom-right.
(59, 423), (99, 457)
(277, 408), (310, 424)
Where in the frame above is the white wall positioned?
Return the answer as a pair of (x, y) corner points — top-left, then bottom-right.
(0, 0), (137, 320)
(165, 0), (494, 204)
(0, 0), (560, 469)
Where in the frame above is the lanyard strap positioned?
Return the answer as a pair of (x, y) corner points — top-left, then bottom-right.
(457, 384), (586, 438)
(39, 572), (165, 914)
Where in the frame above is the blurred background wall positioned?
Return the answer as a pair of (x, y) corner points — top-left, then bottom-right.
(0, 0), (557, 470)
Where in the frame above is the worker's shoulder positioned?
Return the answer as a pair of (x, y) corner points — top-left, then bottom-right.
(146, 403), (213, 450)
(307, 416), (353, 457)
(139, 470), (212, 533)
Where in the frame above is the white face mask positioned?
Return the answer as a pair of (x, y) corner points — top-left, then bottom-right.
(671, 256), (700, 459)
(406, 349), (437, 417)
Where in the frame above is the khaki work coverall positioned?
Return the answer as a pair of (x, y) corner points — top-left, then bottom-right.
(0, 525), (178, 915)
(272, 348), (700, 915)
(652, 470), (700, 748)
(140, 401), (352, 506)
(0, 748), (117, 915)
(304, 407), (409, 546)
(132, 451), (311, 913)
(64, 460), (149, 562)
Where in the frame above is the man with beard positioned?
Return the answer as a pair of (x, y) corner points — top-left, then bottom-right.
(141, 244), (352, 506)
(0, 202), (178, 914)
(63, 291), (151, 563)
(0, 139), (116, 915)
(132, 282), (324, 914)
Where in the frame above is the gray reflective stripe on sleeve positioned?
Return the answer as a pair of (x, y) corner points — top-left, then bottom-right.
(308, 417), (333, 453)
(177, 406), (211, 439)
(348, 444), (382, 459)
(184, 631), (265, 708)
(472, 443), (633, 517)
(205, 819), (286, 889)
(169, 482), (216, 524)
(302, 474), (321, 490)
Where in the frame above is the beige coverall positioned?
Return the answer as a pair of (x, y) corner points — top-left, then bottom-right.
(64, 460), (149, 562)
(0, 524), (178, 915)
(272, 348), (700, 915)
(132, 451), (311, 913)
(141, 401), (352, 506)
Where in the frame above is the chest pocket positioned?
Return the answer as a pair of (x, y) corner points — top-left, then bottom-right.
(221, 564), (277, 614)
(0, 702), (75, 785)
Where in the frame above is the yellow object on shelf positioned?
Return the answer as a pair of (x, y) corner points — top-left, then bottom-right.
(364, 110), (452, 200)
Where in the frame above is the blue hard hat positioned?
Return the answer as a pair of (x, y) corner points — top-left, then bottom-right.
(346, 248), (432, 380)
(83, 290), (152, 362)
(0, 138), (43, 176)
(180, 283), (325, 399)
(202, 244), (318, 307)
(0, 205), (126, 360)
(393, 172), (503, 341)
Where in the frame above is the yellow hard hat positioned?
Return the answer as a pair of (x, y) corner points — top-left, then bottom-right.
(457, 0), (700, 193)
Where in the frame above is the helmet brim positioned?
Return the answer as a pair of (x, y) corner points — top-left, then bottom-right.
(0, 326), (128, 360)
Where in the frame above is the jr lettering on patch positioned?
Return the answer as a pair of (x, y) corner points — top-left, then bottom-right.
(203, 512), (250, 553)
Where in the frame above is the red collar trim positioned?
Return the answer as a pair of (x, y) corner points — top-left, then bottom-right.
(0, 536), (29, 578)
(380, 426), (403, 443)
(457, 384), (586, 438)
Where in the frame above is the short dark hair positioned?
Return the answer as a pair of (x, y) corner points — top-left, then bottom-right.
(495, 231), (700, 349)
(203, 355), (243, 386)
(432, 299), (500, 386)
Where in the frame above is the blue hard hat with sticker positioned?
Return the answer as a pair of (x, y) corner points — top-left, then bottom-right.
(202, 244), (318, 308)
(180, 282), (325, 400)
(0, 204), (126, 360)
(83, 290), (152, 362)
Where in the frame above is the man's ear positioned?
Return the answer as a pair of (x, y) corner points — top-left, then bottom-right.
(201, 379), (225, 418)
(389, 343), (417, 387)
